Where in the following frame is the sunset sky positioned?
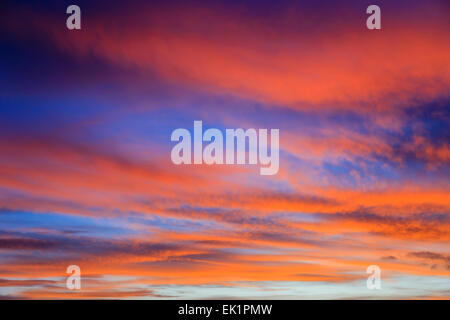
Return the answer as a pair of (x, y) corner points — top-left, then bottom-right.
(0, 0), (449, 299)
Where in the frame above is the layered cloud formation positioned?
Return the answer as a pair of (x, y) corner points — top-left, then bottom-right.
(0, 0), (449, 299)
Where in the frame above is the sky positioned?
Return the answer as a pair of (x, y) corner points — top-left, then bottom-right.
(0, 0), (449, 299)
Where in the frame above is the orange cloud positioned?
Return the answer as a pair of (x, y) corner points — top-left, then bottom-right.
(5, 4), (450, 112)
